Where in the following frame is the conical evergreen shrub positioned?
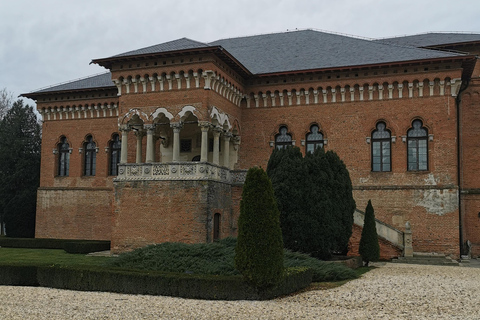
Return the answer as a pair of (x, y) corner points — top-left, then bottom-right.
(359, 200), (380, 266)
(235, 167), (284, 288)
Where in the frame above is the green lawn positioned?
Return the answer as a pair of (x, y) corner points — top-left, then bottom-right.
(0, 248), (111, 267)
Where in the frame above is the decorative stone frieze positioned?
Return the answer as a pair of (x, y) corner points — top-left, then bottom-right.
(115, 162), (236, 184)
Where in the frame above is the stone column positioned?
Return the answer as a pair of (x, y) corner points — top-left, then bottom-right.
(120, 125), (129, 164)
(223, 132), (231, 168)
(212, 127), (222, 165)
(404, 221), (413, 257)
(199, 122), (210, 162)
(171, 122), (182, 162)
(134, 128), (144, 164)
(145, 124), (155, 163)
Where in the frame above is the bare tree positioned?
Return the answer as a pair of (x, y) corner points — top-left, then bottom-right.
(0, 88), (15, 120)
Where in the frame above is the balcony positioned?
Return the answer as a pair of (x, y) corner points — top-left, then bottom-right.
(114, 162), (246, 185)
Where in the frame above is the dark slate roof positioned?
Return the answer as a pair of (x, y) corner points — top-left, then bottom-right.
(27, 30), (472, 95)
(31, 72), (114, 94)
(208, 29), (463, 74)
(111, 38), (210, 57)
(375, 32), (480, 48)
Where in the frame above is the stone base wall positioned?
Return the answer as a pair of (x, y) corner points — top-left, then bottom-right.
(462, 193), (480, 258)
(111, 179), (234, 253)
(353, 188), (460, 258)
(35, 188), (113, 240)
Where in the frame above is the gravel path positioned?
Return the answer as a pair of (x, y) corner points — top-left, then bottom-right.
(0, 263), (479, 319)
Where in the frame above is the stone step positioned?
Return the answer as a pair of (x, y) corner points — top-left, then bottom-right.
(392, 256), (459, 266)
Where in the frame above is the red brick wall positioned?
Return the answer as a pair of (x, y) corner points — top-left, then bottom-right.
(36, 188), (113, 240)
(111, 180), (234, 253)
(460, 78), (480, 257)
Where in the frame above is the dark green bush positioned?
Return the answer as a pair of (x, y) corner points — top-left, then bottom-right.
(235, 167), (284, 289)
(110, 240), (237, 275)
(267, 147), (355, 260)
(111, 237), (357, 282)
(359, 200), (380, 266)
(284, 250), (357, 282)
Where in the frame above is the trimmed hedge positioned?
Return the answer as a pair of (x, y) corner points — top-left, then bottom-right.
(0, 265), (37, 286)
(0, 264), (312, 300)
(63, 241), (111, 254)
(0, 237), (110, 254)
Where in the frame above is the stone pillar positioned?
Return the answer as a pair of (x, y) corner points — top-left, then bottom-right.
(145, 124), (155, 163)
(398, 84), (403, 98)
(368, 86), (374, 100)
(212, 127), (222, 165)
(120, 125), (129, 164)
(199, 122), (210, 162)
(171, 122), (182, 162)
(114, 79), (122, 96)
(270, 93), (276, 107)
(404, 221), (413, 257)
(134, 129), (144, 164)
(223, 133), (231, 168)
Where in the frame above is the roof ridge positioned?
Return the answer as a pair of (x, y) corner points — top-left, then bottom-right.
(377, 31), (480, 40)
(208, 28), (374, 44)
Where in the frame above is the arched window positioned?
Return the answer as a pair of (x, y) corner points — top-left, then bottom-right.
(371, 122), (391, 172)
(407, 119), (428, 171)
(306, 124), (324, 153)
(275, 126), (292, 150)
(109, 134), (121, 176)
(58, 137), (70, 176)
(84, 135), (96, 176)
(213, 213), (221, 241)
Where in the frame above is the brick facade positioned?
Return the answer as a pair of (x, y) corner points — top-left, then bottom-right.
(24, 30), (480, 259)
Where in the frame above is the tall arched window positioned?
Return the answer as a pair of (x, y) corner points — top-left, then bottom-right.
(407, 119), (428, 171)
(58, 137), (70, 176)
(213, 213), (221, 241)
(109, 134), (121, 176)
(275, 126), (292, 150)
(371, 122), (391, 172)
(306, 124), (324, 153)
(84, 135), (96, 176)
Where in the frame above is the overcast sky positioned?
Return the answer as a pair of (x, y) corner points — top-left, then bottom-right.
(2, 0), (480, 106)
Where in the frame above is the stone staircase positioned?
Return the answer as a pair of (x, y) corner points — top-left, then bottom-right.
(391, 252), (459, 266)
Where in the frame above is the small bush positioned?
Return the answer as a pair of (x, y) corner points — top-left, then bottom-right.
(359, 200), (380, 266)
(235, 167), (284, 289)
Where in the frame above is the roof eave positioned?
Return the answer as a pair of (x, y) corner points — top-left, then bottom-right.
(91, 46), (222, 68)
(254, 55), (475, 78)
(21, 85), (117, 100)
